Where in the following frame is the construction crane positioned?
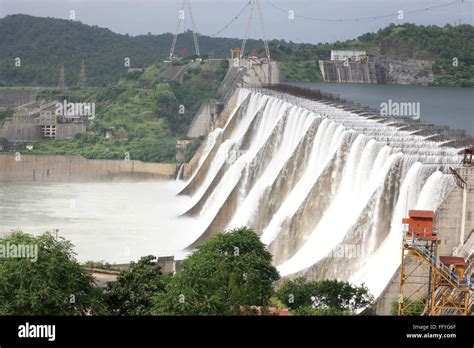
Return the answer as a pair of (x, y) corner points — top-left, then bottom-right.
(399, 210), (472, 316)
(169, 0), (200, 59)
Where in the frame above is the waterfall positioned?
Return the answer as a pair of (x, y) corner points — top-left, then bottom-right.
(176, 164), (185, 181)
(178, 88), (462, 299)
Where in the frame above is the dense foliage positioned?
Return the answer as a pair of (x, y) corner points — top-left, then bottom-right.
(0, 229), (381, 316)
(274, 23), (474, 86)
(16, 60), (226, 162)
(391, 297), (426, 316)
(276, 277), (373, 315)
(0, 14), (269, 86)
(1, 15), (471, 86)
(152, 227), (280, 315)
(0, 231), (106, 315)
(106, 255), (171, 315)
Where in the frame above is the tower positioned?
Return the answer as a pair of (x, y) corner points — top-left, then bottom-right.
(240, 0), (270, 61)
(77, 60), (86, 88)
(169, 0), (200, 59)
(399, 210), (472, 316)
(57, 64), (66, 89)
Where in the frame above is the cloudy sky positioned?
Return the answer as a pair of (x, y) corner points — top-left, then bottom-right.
(0, 0), (472, 43)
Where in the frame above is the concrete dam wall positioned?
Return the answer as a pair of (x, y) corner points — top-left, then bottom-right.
(319, 57), (434, 85)
(319, 61), (377, 84)
(178, 88), (468, 312)
(0, 154), (177, 182)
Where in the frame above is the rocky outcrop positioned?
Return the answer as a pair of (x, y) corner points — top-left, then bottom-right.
(375, 57), (434, 86)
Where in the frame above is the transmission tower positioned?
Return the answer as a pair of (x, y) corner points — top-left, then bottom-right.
(169, 0), (200, 59)
(57, 64), (66, 89)
(77, 60), (86, 88)
(240, 0), (270, 61)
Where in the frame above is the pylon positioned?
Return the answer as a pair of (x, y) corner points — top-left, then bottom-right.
(77, 60), (86, 88)
(169, 0), (200, 59)
(57, 64), (66, 89)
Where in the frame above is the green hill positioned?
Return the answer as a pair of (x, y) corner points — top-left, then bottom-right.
(273, 23), (474, 86)
(0, 15), (473, 87)
(0, 14), (270, 87)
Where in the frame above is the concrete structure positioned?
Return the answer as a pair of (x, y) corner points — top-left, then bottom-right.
(331, 50), (367, 62)
(375, 164), (474, 315)
(186, 58), (278, 139)
(186, 99), (224, 138)
(181, 89), (241, 181)
(157, 256), (176, 274)
(176, 140), (193, 162)
(0, 120), (43, 142)
(0, 154), (177, 182)
(230, 48), (241, 60)
(241, 58), (280, 87)
(218, 65), (246, 101)
(0, 99), (88, 142)
(0, 90), (36, 111)
(319, 60), (377, 84)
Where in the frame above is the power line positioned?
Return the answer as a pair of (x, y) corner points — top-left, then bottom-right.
(210, 1), (252, 37)
(266, 0), (463, 23)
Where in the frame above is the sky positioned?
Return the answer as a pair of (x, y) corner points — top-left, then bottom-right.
(0, 0), (472, 43)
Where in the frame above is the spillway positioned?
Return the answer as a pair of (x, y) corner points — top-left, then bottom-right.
(179, 88), (462, 300)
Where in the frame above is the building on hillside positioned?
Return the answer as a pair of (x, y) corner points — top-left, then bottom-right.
(0, 99), (87, 142)
(330, 50), (367, 62)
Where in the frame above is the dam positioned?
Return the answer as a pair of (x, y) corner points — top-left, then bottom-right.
(178, 87), (473, 314)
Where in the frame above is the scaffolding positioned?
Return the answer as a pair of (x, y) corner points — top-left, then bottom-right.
(399, 210), (472, 316)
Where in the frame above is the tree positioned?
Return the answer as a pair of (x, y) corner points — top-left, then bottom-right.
(0, 231), (106, 315)
(274, 277), (314, 310)
(276, 277), (373, 314)
(391, 296), (426, 316)
(153, 227), (280, 315)
(105, 255), (170, 315)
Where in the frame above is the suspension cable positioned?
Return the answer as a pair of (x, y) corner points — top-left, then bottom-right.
(266, 0), (463, 22)
(211, 1), (253, 37)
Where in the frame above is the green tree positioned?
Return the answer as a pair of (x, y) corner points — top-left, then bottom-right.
(276, 278), (373, 314)
(0, 231), (106, 315)
(105, 255), (170, 315)
(153, 227), (280, 315)
(292, 306), (352, 316)
(391, 296), (426, 316)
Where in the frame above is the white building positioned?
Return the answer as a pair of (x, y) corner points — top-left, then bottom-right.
(330, 50), (367, 62)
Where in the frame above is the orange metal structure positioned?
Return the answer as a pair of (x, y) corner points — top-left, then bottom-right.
(399, 210), (472, 316)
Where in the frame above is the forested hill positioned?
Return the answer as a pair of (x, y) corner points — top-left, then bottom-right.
(0, 14), (272, 86)
(1, 14), (473, 87)
(272, 22), (474, 86)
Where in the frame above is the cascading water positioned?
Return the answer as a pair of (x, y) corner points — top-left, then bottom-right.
(178, 88), (462, 300)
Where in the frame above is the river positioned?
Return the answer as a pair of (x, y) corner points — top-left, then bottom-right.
(0, 181), (196, 263)
(288, 83), (474, 135)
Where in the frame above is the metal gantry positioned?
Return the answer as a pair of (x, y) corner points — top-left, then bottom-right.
(170, 0), (200, 59)
(57, 64), (66, 89)
(399, 210), (472, 316)
(77, 60), (86, 88)
(240, 0), (270, 61)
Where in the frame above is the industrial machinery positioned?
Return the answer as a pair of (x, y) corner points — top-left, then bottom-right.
(399, 210), (472, 315)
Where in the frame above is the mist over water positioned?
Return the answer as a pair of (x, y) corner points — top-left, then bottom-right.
(0, 181), (196, 263)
